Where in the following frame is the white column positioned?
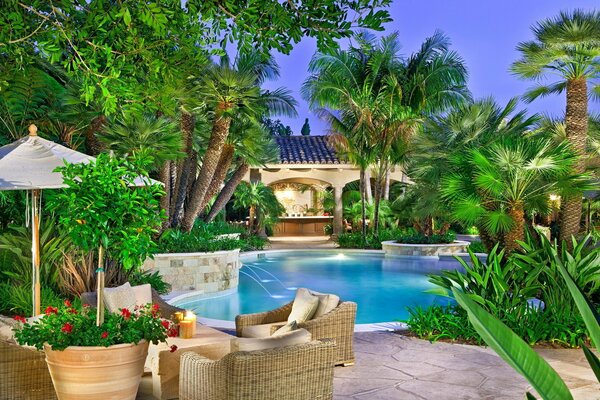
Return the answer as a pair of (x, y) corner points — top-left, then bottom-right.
(333, 185), (344, 237)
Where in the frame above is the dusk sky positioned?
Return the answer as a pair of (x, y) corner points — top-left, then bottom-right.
(263, 0), (600, 135)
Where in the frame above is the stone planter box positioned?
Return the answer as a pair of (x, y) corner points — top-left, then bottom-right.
(143, 249), (241, 293)
(381, 240), (470, 258)
(455, 234), (480, 243)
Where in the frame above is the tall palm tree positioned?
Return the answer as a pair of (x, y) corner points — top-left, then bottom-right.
(303, 31), (469, 236)
(180, 53), (296, 231)
(442, 138), (582, 253)
(233, 182), (284, 234)
(511, 9), (600, 242)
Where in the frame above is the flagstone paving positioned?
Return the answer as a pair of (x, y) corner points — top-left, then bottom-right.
(334, 332), (599, 400)
(138, 330), (600, 399)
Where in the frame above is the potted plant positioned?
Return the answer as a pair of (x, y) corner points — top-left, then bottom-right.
(13, 301), (178, 400)
(26, 153), (167, 399)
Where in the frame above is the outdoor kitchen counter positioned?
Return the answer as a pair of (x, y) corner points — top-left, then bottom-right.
(273, 216), (333, 236)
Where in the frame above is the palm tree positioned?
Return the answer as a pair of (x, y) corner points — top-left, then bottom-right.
(405, 98), (537, 248)
(233, 182), (284, 234)
(303, 31), (469, 237)
(511, 9), (600, 242)
(180, 53), (296, 232)
(442, 137), (582, 253)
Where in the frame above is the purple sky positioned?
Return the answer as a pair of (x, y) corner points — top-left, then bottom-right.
(263, 0), (600, 135)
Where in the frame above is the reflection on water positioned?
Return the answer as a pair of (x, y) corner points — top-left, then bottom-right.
(175, 251), (460, 324)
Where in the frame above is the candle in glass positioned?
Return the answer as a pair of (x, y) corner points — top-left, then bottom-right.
(184, 311), (197, 336)
(173, 311), (184, 323)
(179, 320), (193, 339)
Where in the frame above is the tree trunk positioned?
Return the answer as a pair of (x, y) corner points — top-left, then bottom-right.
(84, 115), (106, 155)
(559, 78), (588, 243)
(476, 223), (496, 252)
(205, 162), (250, 222)
(504, 205), (525, 254)
(384, 169), (391, 201)
(373, 166), (384, 236)
(158, 161), (171, 233)
(360, 168), (367, 238)
(181, 106), (232, 232)
(170, 111), (196, 227)
(248, 205), (256, 233)
(198, 145), (235, 214)
(364, 169), (373, 203)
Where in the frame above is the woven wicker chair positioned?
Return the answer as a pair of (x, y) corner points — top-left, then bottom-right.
(235, 300), (357, 366)
(81, 287), (184, 320)
(179, 339), (336, 400)
(0, 339), (57, 400)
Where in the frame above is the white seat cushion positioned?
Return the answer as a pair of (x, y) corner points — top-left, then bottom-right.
(232, 328), (312, 352)
(272, 320), (298, 336)
(241, 322), (286, 338)
(103, 282), (137, 313)
(131, 284), (152, 307)
(287, 289), (319, 323)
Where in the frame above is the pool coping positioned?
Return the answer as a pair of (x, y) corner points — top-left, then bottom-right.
(165, 248), (429, 332)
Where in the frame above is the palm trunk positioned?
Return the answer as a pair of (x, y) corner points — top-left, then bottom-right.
(158, 161), (171, 233)
(384, 169), (390, 201)
(198, 145), (235, 215)
(364, 169), (373, 203)
(504, 205), (525, 254)
(559, 78), (588, 243)
(373, 166), (384, 236)
(205, 162), (250, 222)
(84, 115), (105, 155)
(359, 168), (367, 238)
(170, 111), (196, 227)
(182, 105), (232, 232)
(248, 205), (256, 233)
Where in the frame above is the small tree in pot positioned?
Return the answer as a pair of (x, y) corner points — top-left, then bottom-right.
(13, 153), (171, 400)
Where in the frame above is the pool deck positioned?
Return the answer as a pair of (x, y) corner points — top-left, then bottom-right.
(138, 330), (599, 399)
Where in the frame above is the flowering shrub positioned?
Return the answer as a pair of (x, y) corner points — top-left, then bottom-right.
(13, 300), (177, 351)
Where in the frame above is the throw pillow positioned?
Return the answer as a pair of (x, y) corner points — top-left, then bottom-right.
(287, 288), (319, 323)
(103, 282), (137, 314)
(131, 284), (152, 307)
(272, 320), (298, 336)
(308, 289), (340, 318)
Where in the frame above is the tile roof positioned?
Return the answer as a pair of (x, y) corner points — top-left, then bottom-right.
(275, 135), (341, 164)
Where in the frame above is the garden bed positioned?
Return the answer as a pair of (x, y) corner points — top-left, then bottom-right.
(381, 240), (470, 258)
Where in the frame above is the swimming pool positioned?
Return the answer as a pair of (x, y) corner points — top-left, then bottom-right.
(173, 250), (460, 324)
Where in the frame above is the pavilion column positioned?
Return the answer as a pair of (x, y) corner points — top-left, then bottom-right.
(333, 184), (344, 237)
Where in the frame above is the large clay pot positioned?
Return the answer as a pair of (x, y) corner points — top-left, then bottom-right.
(44, 341), (149, 400)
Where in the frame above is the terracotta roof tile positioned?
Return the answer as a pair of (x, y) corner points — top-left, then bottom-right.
(275, 135), (340, 164)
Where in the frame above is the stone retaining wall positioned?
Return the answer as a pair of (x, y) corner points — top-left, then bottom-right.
(142, 249), (241, 293)
(381, 240), (470, 258)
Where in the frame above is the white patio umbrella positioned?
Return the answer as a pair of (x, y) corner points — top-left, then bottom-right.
(0, 125), (94, 316)
(0, 124), (158, 316)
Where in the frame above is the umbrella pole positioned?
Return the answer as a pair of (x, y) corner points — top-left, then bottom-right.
(96, 245), (105, 326)
(31, 189), (41, 316)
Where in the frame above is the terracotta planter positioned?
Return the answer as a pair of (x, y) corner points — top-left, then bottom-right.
(44, 341), (149, 400)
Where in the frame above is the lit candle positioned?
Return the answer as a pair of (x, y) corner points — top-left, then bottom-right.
(173, 311), (184, 323)
(179, 320), (193, 339)
(183, 311), (197, 336)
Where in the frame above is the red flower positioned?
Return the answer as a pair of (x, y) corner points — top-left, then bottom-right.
(68, 308), (78, 315)
(121, 308), (131, 320)
(152, 304), (160, 312)
(83, 303), (91, 308)
(64, 299), (72, 307)
(169, 344), (177, 353)
(101, 331), (109, 339)
(45, 306), (58, 315)
(168, 327), (179, 338)
(161, 320), (170, 330)
(13, 315), (26, 323)
(61, 323), (73, 334)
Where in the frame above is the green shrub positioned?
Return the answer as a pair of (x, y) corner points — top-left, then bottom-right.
(128, 270), (170, 295)
(467, 240), (486, 253)
(396, 231), (456, 244)
(335, 228), (408, 249)
(0, 283), (63, 317)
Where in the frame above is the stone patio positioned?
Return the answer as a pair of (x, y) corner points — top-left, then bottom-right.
(138, 330), (599, 399)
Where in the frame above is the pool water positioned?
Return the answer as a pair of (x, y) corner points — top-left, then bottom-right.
(174, 251), (459, 324)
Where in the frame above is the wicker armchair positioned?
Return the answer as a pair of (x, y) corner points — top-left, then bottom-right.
(235, 301), (357, 366)
(0, 339), (57, 400)
(80, 287), (184, 320)
(179, 339), (336, 400)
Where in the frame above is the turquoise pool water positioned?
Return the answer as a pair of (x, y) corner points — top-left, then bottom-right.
(175, 251), (459, 324)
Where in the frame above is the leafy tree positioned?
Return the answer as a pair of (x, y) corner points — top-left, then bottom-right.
(49, 154), (164, 324)
(263, 118), (293, 136)
(511, 9), (600, 242)
(300, 118), (311, 135)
